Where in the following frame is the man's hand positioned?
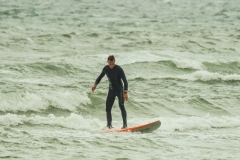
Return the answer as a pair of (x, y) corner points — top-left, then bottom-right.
(124, 91), (128, 101)
(92, 84), (97, 92)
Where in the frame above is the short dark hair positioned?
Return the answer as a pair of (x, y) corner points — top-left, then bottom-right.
(108, 55), (115, 61)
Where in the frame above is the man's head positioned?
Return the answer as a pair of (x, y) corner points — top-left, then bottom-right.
(107, 55), (115, 69)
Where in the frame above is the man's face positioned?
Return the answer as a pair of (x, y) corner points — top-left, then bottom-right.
(108, 60), (115, 69)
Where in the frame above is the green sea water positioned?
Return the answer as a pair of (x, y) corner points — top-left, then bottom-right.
(1, 0), (240, 159)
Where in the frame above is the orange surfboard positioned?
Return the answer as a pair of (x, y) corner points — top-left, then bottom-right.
(102, 120), (161, 133)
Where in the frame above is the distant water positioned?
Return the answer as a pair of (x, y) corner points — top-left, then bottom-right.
(1, 0), (240, 159)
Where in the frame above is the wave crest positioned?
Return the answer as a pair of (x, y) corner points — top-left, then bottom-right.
(193, 71), (240, 82)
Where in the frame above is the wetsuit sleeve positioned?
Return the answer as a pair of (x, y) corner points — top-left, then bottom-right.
(95, 68), (105, 85)
(120, 68), (128, 90)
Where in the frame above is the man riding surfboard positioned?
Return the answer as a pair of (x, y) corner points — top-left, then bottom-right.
(92, 55), (128, 129)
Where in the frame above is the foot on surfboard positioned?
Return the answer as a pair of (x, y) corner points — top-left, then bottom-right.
(107, 123), (113, 129)
(121, 124), (127, 129)
(103, 120), (161, 133)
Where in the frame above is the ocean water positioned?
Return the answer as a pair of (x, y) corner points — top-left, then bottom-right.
(1, 0), (240, 159)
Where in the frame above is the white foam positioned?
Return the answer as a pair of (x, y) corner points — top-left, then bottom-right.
(0, 92), (48, 112)
(0, 113), (101, 131)
(0, 113), (25, 126)
(1, 113), (239, 133)
(193, 71), (240, 81)
(172, 59), (203, 70)
(0, 91), (91, 112)
(128, 70), (240, 82)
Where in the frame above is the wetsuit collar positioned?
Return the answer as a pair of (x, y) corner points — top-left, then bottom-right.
(108, 65), (116, 69)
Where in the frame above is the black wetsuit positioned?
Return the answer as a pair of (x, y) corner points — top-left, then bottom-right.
(95, 65), (128, 127)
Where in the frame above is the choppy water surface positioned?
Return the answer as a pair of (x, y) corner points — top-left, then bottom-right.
(1, 0), (240, 159)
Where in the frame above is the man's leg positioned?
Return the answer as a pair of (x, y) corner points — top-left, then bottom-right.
(106, 89), (115, 128)
(116, 90), (127, 128)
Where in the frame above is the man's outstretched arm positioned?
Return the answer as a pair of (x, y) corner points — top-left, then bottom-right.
(92, 70), (105, 92)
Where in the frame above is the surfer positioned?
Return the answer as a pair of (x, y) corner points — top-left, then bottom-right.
(92, 55), (128, 129)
